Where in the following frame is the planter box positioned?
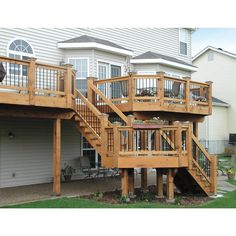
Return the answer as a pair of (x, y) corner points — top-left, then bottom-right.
(132, 123), (163, 130)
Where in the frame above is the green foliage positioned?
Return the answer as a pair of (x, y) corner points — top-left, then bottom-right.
(119, 195), (129, 204)
(92, 192), (104, 199)
(137, 190), (156, 202)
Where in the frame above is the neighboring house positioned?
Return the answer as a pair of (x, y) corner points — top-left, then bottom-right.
(0, 28), (197, 188)
(192, 46), (236, 154)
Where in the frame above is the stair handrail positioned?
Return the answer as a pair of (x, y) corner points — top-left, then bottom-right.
(88, 81), (129, 125)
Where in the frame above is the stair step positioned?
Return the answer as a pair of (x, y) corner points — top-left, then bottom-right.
(90, 137), (99, 140)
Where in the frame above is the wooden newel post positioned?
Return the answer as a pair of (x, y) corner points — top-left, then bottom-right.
(53, 118), (61, 196)
(87, 77), (97, 103)
(175, 124), (182, 166)
(206, 81), (213, 114)
(28, 57), (37, 105)
(187, 124), (193, 169)
(210, 155), (217, 195)
(128, 72), (134, 105)
(65, 64), (73, 108)
(183, 76), (191, 112)
(100, 113), (109, 160)
(157, 71), (165, 107)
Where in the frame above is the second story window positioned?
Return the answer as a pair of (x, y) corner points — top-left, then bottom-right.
(179, 29), (188, 56)
(68, 58), (89, 95)
(8, 39), (34, 76)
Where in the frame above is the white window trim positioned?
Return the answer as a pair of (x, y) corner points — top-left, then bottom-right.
(179, 28), (188, 57)
(97, 59), (124, 78)
(7, 37), (35, 58)
(67, 57), (90, 79)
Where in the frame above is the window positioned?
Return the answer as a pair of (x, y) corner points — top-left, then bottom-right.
(179, 29), (188, 56)
(208, 51), (214, 61)
(8, 39), (34, 76)
(68, 58), (88, 95)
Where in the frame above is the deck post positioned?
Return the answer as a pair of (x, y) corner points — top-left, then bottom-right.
(121, 168), (129, 197)
(99, 113), (109, 160)
(166, 169), (175, 200)
(157, 72), (165, 107)
(206, 81), (213, 114)
(141, 168), (148, 189)
(53, 118), (61, 196)
(210, 155), (217, 195)
(128, 168), (135, 195)
(193, 122), (198, 160)
(128, 72), (135, 108)
(65, 64), (73, 108)
(183, 76), (190, 112)
(87, 77), (97, 103)
(28, 57), (37, 105)
(187, 124), (193, 169)
(156, 169), (163, 197)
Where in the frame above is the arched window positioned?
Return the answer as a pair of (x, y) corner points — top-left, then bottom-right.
(8, 39), (34, 76)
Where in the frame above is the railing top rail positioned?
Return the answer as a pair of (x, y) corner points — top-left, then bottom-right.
(189, 80), (210, 87)
(36, 62), (67, 71)
(93, 75), (129, 84)
(76, 89), (102, 118)
(0, 56), (30, 66)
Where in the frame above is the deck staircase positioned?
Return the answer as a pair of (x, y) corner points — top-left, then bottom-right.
(73, 84), (217, 197)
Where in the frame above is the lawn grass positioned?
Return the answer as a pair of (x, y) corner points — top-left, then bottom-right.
(227, 179), (236, 186)
(3, 190), (236, 208)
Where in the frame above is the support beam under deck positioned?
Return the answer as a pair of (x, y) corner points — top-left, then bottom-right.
(53, 118), (61, 196)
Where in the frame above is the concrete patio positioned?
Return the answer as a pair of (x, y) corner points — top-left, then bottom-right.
(0, 171), (235, 206)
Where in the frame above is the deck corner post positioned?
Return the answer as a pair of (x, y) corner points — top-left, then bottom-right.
(210, 155), (217, 195)
(99, 113), (109, 159)
(64, 64), (73, 108)
(157, 71), (165, 107)
(128, 168), (135, 195)
(28, 57), (37, 105)
(53, 118), (61, 196)
(141, 168), (148, 190)
(205, 80), (213, 114)
(156, 168), (163, 197)
(121, 168), (129, 197)
(128, 72), (134, 104)
(183, 76), (191, 112)
(166, 169), (175, 200)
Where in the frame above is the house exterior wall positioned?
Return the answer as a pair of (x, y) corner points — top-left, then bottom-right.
(0, 118), (82, 188)
(198, 105), (229, 154)
(0, 28), (193, 65)
(193, 51), (236, 134)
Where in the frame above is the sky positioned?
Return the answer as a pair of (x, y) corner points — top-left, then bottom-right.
(192, 28), (236, 57)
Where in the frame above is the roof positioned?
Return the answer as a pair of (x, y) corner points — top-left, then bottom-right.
(131, 51), (197, 72)
(58, 35), (133, 56)
(193, 46), (236, 61)
(212, 96), (229, 107)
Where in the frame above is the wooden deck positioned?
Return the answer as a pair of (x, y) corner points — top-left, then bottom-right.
(89, 73), (212, 116)
(0, 56), (216, 198)
(0, 56), (76, 111)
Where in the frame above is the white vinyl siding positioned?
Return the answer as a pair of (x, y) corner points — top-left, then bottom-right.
(0, 118), (82, 188)
(0, 28), (192, 65)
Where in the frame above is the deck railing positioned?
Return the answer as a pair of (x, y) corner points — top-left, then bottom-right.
(92, 73), (212, 114)
(0, 56), (76, 108)
(105, 124), (189, 160)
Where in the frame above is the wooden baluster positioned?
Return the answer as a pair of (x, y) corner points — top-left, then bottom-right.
(157, 72), (164, 107)
(28, 57), (37, 105)
(53, 118), (61, 196)
(206, 81), (213, 114)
